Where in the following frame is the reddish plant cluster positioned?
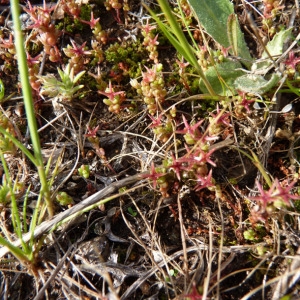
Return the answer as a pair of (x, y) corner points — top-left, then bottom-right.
(249, 179), (300, 229)
(176, 58), (191, 92)
(262, 0), (284, 19)
(144, 115), (218, 196)
(176, 115), (218, 145)
(27, 53), (41, 91)
(284, 51), (300, 77)
(85, 125), (115, 173)
(98, 81), (126, 113)
(104, 0), (129, 24)
(148, 113), (173, 143)
(142, 19), (159, 63)
(250, 179), (299, 208)
(61, 0), (82, 18)
(131, 63), (167, 115)
(183, 282), (203, 300)
(63, 40), (91, 74)
(81, 11), (108, 45)
(24, 1), (60, 62)
(0, 34), (15, 55)
(234, 91), (255, 117)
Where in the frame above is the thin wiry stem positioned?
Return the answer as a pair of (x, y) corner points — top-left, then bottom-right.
(10, 0), (53, 217)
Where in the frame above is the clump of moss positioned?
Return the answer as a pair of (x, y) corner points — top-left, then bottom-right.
(55, 4), (94, 34)
(79, 4), (92, 22)
(105, 41), (147, 79)
(294, 199), (300, 212)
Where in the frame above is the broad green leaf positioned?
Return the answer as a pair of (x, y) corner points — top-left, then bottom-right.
(200, 61), (244, 96)
(234, 72), (280, 94)
(254, 28), (292, 71)
(262, 28), (293, 59)
(188, 0), (252, 66)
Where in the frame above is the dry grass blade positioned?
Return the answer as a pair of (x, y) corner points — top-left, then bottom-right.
(33, 245), (74, 300)
(271, 246), (300, 299)
(240, 266), (300, 300)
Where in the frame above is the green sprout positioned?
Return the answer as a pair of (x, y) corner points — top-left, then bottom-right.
(78, 164), (90, 179)
(127, 207), (137, 217)
(56, 192), (73, 206)
(38, 64), (85, 101)
(243, 229), (257, 241)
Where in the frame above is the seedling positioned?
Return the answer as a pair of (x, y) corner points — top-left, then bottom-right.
(56, 192), (73, 206)
(78, 164), (90, 179)
(127, 207), (137, 217)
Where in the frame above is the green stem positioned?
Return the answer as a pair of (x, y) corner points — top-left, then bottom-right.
(233, 147), (272, 188)
(0, 127), (37, 165)
(157, 0), (215, 95)
(0, 236), (31, 264)
(147, 0), (216, 96)
(0, 151), (30, 253)
(10, 0), (53, 217)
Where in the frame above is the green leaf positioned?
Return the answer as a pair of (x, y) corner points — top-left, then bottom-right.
(243, 229), (256, 241)
(227, 14), (239, 57)
(200, 61), (244, 96)
(0, 236), (31, 263)
(145, 1), (216, 95)
(128, 207), (137, 217)
(262, 28), (293, 59)
(148, 1), (197, 68)
(234, 72), (280, 94)
(56, 192), (73, 206)
(0, 79), (4, 101)
(73, 70), (86, 83)
(188, 0), (252, 65)
(254, 28), (292, 71)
